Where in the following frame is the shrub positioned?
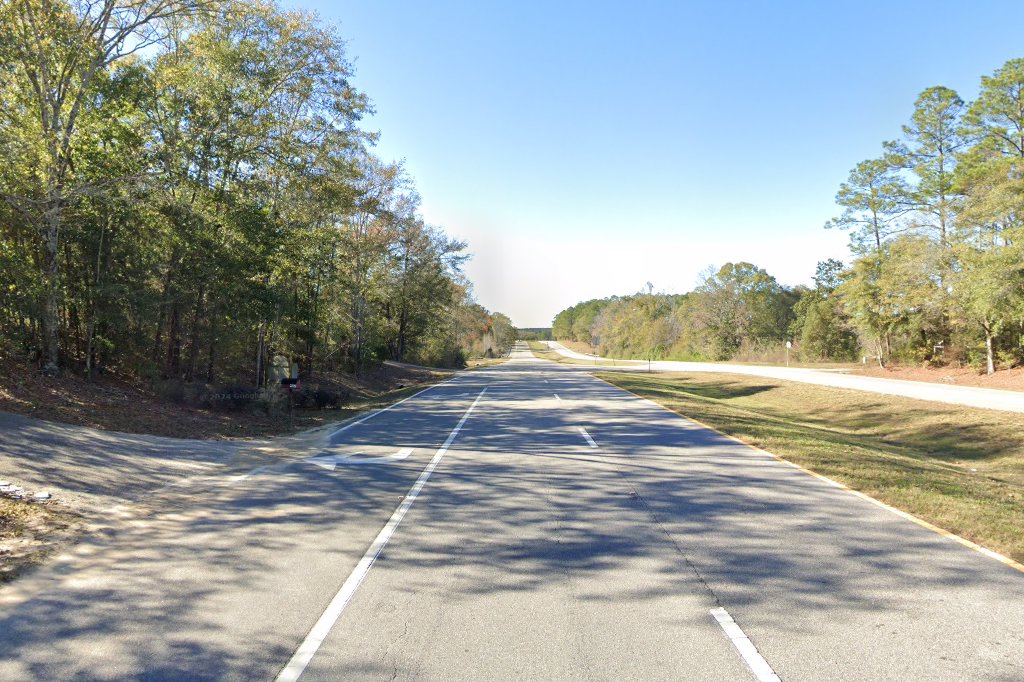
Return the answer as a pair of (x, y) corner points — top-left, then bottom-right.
(212, 385), (261, 411)
(293, 385), (347, 410)
(257, 386), (286, 416)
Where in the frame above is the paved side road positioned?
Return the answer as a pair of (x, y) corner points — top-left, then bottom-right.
(0, 344), (1022, 680)
(545, 340), (1024, 413)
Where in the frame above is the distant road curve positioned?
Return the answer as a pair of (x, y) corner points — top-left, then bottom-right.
(543, 341), (1024, 414)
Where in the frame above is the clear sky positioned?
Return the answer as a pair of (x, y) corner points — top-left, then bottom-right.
(284, 0), (1024, 327)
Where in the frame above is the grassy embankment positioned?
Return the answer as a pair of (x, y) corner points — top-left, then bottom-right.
(550, 338), (1024, 389)
(464, 357), (509, 369)
(593, 370), (1024, 564)
(0, 361), (453, 439)
(554, 338), (861, 369)
(525, 340), (639, 366)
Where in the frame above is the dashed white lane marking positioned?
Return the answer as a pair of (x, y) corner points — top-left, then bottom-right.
(230, 467), (271, 483)
(710, 607), (780, 682)
(152, 380), (456, 495)
(328, 379), (453, 438)
(151, 475), (200, 494)
(276, 387), (488, 682)
(577, 426), (598, 449)
(304, 448), (414, 470)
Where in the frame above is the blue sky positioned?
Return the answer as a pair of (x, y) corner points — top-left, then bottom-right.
(285, 0), (1024, 327)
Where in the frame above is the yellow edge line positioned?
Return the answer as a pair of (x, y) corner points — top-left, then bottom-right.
(592, 373), (1024, 575)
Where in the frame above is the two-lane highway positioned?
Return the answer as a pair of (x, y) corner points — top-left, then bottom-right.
(1, 343), (1022, 680)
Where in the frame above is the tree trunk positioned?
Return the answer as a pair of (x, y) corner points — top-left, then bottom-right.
(351, 294), (364, 368)
(305, 294), (316, 379)
(41, 193), (62, 374)
(185, 286), (205, 381)
(152, 245), (176, 356)
(165, 300), (182, 379)
(985, 325), (995, 376)
(206, 308), (218, 383)
(84, 215), (108, 381)
(255, 322), (265, 387)
(85, 316), (97, 379)
(397, 306), (407, 362)
(68, 295), (81, 364)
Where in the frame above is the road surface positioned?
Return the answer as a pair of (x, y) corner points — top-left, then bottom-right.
(0, 343), (1022, 680)
(544, 340), (1024, 413)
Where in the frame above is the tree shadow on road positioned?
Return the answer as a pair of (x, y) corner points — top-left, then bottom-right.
(1, 365), (1022, 680)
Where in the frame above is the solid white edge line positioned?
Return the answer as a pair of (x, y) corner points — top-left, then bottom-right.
(158, 386), (442, 490)
(630, 385), (1024, 572)
(275, 387), (488, 682)
(577, 426), (598, 449)
(710, 607), (781, 682)
(328, 377), (454, 439)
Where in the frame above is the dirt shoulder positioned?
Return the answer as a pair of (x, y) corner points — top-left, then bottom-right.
(852, 364), (1024, 392)
(0, 494), (84, 585)
(0, 361), (451, 439)
(464, 357), (509, 369)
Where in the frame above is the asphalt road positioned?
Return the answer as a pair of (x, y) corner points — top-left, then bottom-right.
(543, 341), (1024, 413)
(1, 343), (1022, 680)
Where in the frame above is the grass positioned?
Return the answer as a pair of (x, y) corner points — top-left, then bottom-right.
(464, 357), (509, 369)
(552, 338), (862, 369)
(596, 371), (1024, 564)
(526, 340), (564, 361)
(336, 377), (453, 413)
(0, 498), (35, 540)
(525, 340), (639, 367)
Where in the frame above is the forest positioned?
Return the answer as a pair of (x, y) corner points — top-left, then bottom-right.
(0, 0), (516, 388)
(555, 58), (1024, 374)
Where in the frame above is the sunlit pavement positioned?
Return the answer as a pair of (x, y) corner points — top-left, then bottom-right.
(1, 343), (1022, 680)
